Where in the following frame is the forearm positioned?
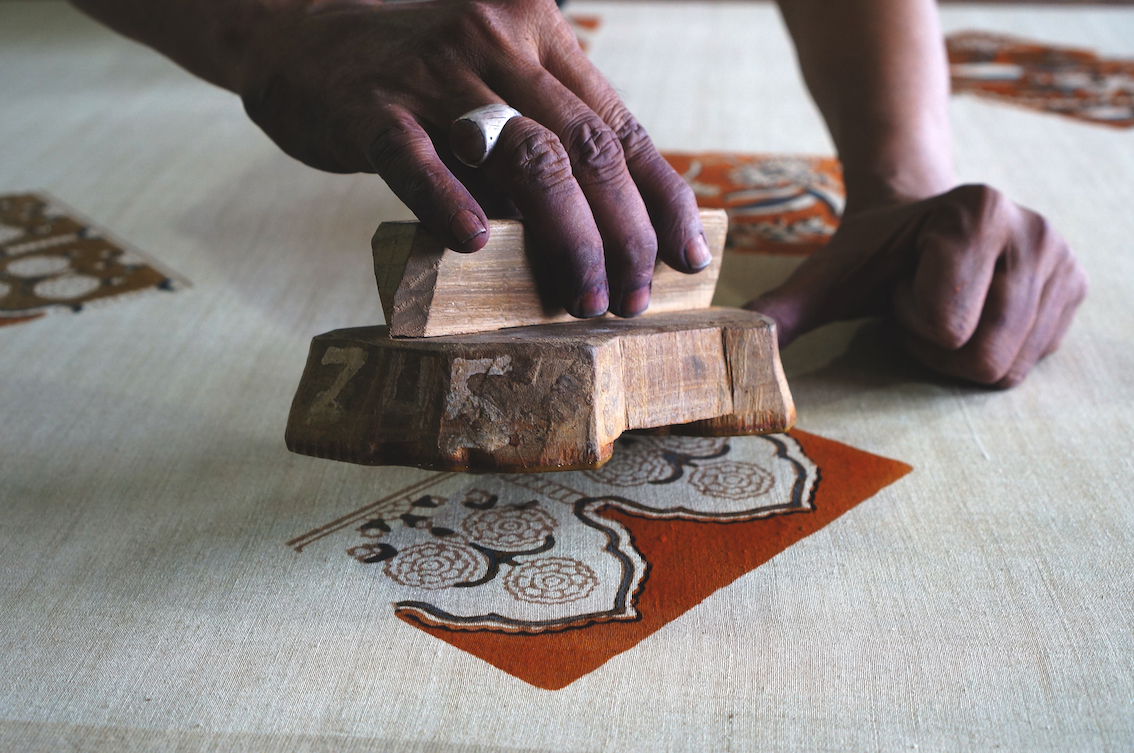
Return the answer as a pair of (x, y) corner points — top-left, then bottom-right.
(776, 0), (955, 213)
(68, 0), (299, 92)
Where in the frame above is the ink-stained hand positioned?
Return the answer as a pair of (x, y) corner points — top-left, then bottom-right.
(747, 184), (1089, 387)
(240, 0), (706, 318)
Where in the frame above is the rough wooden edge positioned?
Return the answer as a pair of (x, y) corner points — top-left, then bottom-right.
(639, 314), (796, 436)
(371, 209), (729, 338)
(285, 308), (796, 473)
(371, 222), (427, 327)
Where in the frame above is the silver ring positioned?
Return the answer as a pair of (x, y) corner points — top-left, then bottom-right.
(453, 104), (522, 167)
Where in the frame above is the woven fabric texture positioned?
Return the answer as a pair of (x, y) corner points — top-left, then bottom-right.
(1, 2), (1133, 751)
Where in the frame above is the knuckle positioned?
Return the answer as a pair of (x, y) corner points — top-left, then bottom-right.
(1032, 213), (1056, 250)
(939, 183), (1009, 240)
(968, 354), (1013, 386)
(964, 333), (1018, 384)
(920, 309), (973, 351)
(562, 117), (625, 184)
(612, 113), (653, 158)
(995, 368), (1027, 390)
(1020, 211), (1061, 266)
(240, 77), (278, 128)
(453, 2), (499, 39)
(502, 122), (574, 190)
(402, 164), (449, 208)
(451, 1), (532, 68)
(950, 183), (1003, 219)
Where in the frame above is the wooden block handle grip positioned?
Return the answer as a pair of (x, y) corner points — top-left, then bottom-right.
(373, 208), (728, 338)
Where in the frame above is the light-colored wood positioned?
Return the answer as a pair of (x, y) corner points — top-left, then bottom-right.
(285, 308), (795, 473)
(373, 209), (729, 338)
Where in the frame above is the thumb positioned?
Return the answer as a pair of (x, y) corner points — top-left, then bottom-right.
(743, 201), (928, 346)
(744, 273), (829, 348)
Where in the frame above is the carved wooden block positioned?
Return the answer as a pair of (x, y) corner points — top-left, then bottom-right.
(373, 209), (728, 338)
(285, 309), (795, 473)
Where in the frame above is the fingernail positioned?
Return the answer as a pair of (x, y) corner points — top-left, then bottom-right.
(450, 209), (486, 248)
(574, 283), (609, 319)
(617, 284), (651, 318)
(684, 234), (712, 271)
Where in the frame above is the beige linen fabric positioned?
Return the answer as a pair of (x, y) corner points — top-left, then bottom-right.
(1, 1), (1132, 750)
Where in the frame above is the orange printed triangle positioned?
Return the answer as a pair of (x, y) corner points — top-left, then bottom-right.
(399, 429), (912, 689)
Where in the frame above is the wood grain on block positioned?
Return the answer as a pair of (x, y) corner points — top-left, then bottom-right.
(373, 209), (729, 337)
(285, 308), (795, 473)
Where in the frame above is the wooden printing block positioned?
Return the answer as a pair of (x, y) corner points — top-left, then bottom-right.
(285, 210), (796, 472)
(284, 309), (793, 472)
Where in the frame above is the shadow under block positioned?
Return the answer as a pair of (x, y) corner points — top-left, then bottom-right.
(285, 309), (795, 473)
(374, 209), (729, 338)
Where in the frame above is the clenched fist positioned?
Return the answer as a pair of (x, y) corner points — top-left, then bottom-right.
(748, 185), (1089, 387)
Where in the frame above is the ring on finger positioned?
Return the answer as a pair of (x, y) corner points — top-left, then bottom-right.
(452, 104), (522, 167)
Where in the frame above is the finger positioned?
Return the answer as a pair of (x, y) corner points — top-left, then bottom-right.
(994, 255), (1089, 388)
(422, 122), (521, 219)
(543, 44), (708, 275)
(891, 185), (1006, 350)
(369, 107), (489, 254)
(1039, 260), (1090, 357)
(744, 203), (925, 346)
(483, 115), (609, 318)
(490, 61), (657, 317)
(899, 261), (1043, 385)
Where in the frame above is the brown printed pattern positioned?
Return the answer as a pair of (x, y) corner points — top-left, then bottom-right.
(948, 31), (1134, 128)
(294, 434), (820, 634)
(662, 153), (845, 256)
(289, 430), (912, 688)
(0, 193), (185, 326)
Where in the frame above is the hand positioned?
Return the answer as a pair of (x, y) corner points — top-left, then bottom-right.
(747, 184), (1089, 387)
(239, 0), (708, 318)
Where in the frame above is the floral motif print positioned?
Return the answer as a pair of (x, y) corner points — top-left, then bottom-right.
(662, 153), (844, 256)
(947, 31), (1134, 128)
(689, 461), (773, 500)
(462, 506), (557, 550)
(504, 558), (599, 604)
(383, 542), (487, 590)
(583, 442), (675, 486)
(336, 434), (820, 632)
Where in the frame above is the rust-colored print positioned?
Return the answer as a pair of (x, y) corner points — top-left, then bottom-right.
(662, 153), (844, 256)
(947, 31), (1134, 128)
(290, 429), (910, 689)
(0, 193), (185, 326)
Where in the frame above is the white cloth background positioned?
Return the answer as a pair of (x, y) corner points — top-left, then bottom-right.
(1, 1), (1132, 750)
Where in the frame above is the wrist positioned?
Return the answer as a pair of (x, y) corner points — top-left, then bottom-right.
(838, 122), (956, 216)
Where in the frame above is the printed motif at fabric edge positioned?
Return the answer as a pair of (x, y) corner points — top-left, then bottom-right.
(947, 31), (1134, 128)
(288, 429), (913, 690)
(333, 434), (818, 634)
(0, 193), (187, 326)
(662, 152), (844, 256)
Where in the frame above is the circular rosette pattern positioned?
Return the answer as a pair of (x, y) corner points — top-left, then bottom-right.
(383, 542), (487, 590)
(504, 557), (598, 604)
(462, 506), (556, 550)
(584, 441), (673, 486)
(652, 436), (728, 457)
(689, 461), (773, 500)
